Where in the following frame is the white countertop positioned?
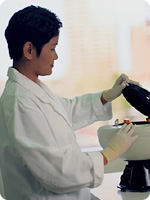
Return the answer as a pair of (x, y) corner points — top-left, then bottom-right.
(91, 172), (150, 200)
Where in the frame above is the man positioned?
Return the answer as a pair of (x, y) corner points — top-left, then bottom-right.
(0, 5), (138, 200)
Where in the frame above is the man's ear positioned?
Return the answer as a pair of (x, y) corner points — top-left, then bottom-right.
(23, 42), (35, 60)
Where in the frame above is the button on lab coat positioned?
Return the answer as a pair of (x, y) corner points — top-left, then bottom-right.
(0, 68), (112, 200)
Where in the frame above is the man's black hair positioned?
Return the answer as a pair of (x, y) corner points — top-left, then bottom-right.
(5, 5), (63, 61)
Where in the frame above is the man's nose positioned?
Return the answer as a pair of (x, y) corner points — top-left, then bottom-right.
(54, 51), (58, 60)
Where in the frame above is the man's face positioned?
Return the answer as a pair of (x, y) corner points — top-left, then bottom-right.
(32, 35), (59, 77)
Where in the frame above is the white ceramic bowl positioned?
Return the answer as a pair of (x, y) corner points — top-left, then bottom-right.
(97, 124), (150, 160)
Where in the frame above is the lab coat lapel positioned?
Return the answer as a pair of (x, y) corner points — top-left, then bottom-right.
(37, 81), (73, 129)
(8, 68), (73, 129)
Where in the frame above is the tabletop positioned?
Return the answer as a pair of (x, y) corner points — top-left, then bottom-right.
(91, 172), (150, 200)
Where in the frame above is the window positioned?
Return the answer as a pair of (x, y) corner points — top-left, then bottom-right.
(0, 0), (150, 147)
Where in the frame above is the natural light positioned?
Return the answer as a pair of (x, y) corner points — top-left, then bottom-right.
(1, 0), (150, 199)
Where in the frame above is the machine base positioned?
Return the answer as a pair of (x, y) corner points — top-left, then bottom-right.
(117, 160), (150, 192)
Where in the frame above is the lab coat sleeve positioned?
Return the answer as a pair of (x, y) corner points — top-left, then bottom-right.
(11, 97), (104, 194)
(0, 168), (5, 199)
(60, 91), (112, 130)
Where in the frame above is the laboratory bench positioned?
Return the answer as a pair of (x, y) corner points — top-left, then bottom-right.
(91, 172), (150, 200)
(84, 146), (150, 200)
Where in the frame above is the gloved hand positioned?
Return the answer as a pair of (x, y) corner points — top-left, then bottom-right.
(102, 74), (140, 102)
(101, 123), (138, 163)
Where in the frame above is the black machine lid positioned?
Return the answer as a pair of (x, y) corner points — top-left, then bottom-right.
(122, 84), (150, 118)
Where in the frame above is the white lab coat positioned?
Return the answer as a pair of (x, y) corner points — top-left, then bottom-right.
(0, 67), (112, 200)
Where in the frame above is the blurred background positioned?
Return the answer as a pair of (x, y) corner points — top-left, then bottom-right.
(0, 0), (150, 147)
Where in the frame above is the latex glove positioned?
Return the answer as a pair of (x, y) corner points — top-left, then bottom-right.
(102, 74), (140, 102)
(101, 123), (138, 163)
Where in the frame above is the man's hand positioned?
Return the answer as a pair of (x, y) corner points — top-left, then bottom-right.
(102, 74), (140, 102)
(101, 123), (138, 163)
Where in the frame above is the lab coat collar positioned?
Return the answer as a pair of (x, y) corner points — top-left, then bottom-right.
(7, 67), (73, 129)
(7, 67), (56, 103)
